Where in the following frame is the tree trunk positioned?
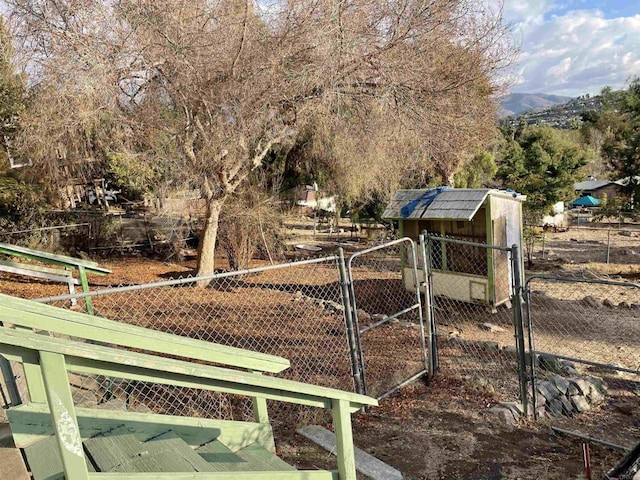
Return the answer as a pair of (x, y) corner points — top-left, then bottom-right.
(195, 197), (224, 284)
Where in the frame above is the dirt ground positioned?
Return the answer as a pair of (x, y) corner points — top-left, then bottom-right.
(278, 379), (626, 480)
(1, 226), (638, 479)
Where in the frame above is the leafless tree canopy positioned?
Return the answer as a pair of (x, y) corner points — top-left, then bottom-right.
(5, 0), (515, 275)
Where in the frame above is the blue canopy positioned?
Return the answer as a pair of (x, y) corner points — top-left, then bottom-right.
(572, 195), (601, 207)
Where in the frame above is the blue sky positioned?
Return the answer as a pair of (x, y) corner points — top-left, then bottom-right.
(503, 0), (640, 97)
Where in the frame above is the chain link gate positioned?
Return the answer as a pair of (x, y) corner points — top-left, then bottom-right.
(346, 238), (429, 400)
(422, 233), (529, 407)
(525, 272), (640, 449)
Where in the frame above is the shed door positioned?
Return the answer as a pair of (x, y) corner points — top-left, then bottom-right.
(492, 216), (511, 305)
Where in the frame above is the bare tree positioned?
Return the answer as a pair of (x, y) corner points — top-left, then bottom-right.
(5, 0), (515, 277)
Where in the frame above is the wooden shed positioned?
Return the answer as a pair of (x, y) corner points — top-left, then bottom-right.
(383, 188), (526, 308)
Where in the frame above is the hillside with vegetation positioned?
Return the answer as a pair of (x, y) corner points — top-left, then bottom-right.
(499, 92), (572, 117)
(502, 93), (605, 130)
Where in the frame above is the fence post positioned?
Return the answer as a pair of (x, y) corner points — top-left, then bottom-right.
(606, 228), (611, 264)
(337, 248), (364, 395)
(510, 244), (529, 416)
(419, 233), (436, 377)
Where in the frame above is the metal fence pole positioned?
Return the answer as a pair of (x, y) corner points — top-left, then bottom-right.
(510, 244), (529, 415)
(0, 356), (21, 407)
(419, 233), (436, 377)
(524, 282), (538, 419)
(424, 233), (439, 373)
(337, 248), (364, 395)
(606, 228), (611, 264)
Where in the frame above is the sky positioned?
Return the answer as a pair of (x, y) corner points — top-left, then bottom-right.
(503, 0), (640, 97)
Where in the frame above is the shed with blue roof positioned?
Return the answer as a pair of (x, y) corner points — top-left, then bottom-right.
(383, 188), (526, 308)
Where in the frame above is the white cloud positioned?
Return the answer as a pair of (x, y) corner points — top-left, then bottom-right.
(503, 4), (640, 96)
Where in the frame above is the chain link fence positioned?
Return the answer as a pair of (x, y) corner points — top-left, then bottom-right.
(347, 238), (428, 400)
(528, 225), (640, 266)
(32, 255), (355, 424)
(424, 234), (525, 403)
(525, 273), (640, 449)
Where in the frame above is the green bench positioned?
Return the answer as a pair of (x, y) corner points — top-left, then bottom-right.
(0, 242), (111, 314)
(0, 293), (376, 479)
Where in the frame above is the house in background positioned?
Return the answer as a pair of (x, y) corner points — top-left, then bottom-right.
(574, 177), (619, 200)
(296, 184), (337, 214)
(573, 176), (640, 202)
(383, 188), (526, 309)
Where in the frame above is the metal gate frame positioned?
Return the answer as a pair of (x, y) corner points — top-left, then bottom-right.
(524, 272), (640, 420)
(421, 232), (530, 413)
(346, 237), (429, 400)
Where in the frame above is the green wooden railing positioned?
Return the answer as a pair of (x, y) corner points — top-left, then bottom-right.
(0, 242), (111, 314)
(0, 295), (376, 480)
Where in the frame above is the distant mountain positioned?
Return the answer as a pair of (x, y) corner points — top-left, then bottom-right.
(502, 94), (604, 130)
(499, 93), (573, 117)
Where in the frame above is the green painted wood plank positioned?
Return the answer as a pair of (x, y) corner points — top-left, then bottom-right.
(84, 427), (148, 472)
(23, 435), (96, 480)
(8, 403), (274, 452)
(0, 296), (290, 373)
(86, 429), (216, 473)
(77, 265), (95, 314)
(332, 399), (357, 480)
(0, 259), (79, 279)
(0, 328), (377, 408)
(0, 242), (110, 273)
(194, 439), (247, 470)
(39, 351), (91, 480)
(196, 440), (280, 473)
(89, 471), (339, 480)
(236, 443), (296, 471)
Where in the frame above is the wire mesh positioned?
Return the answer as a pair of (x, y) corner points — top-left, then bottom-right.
(348, 240), (428, 400)
(525, 273), (640, 448)
(528, 225), (639, 266)
(426, 235), (522, 402)
(39, 256), (354, 424)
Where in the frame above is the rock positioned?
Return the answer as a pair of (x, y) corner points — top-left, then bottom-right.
(371, 314), (386, 322)
(537, 381), (560, 402)
(630, 303), (640, 310)
(356, 309), (371, 322)
(582, 296), (602, 309)
(620, 249), (637, 256)
(488, 406), (518, 426)
(325, 300), (344, 312)
(559, 396), (574, 415)
(479, 340), (501, 351)
(619, 230), (639, 237)
(479, 322), (506, 333)
(551, 375), (571, 395)
(561, 364), (579, 376)
(538, 354), (562, 373)
(448, 328), (461, 339)
(603, 298), (616, 308)
(499, 401), (525, 418)
(573, 378), (591, 396)
(566, 380), (580, 396)
(587, 386), (604, 404)
(294, 290), (304, 298)
(571, 395), (590, 413)
(548, 398), (564, 416)
(389, 318), (400, 324)
(619, 301), (630, 309)
(502, 345), (518, 357)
